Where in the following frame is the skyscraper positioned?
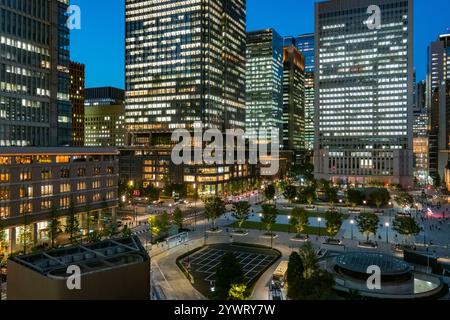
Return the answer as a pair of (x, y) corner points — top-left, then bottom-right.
(314, 0), (414, 187)
(428, 35), (450, 187)
(125, 0), (246, 146)
(412, 80), (429, 185)
(0, 0), (72, 147)
(296, 34), (315, 153)
(85, 87), (126, 147)
(70, 61), (85, 147)
(246, 29), (283, 146)
(282, 46), (305, 159)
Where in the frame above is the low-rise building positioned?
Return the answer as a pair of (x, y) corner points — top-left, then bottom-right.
(0, 147), (119, 253)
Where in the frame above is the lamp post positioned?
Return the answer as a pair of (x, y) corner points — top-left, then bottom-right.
(388, 201), (393, 223)
(339, 199), (343, 214)
(385, 222), (390, 243)
(318, 217), (322, 238)
(259, 213), (263, 231)
(363, 200), (367, 213)
(350, 219), (355, 240)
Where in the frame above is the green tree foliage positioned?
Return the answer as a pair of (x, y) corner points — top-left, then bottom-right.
(368, 188), (390, 209)
(287, 252), (304, 299)
(149, 212), (171, 239)
(264, 184), (276, 203)
(260, 204), (277, 235)
(204, 196), (225, 230)
(48, 207), (63, 248)
(283, 185), (298, 204)
(0, 219), (7, 255)
(346, 189), (364, 207)
(393, 216), (421, 244)
(228, 284), (248, 300)
(394, 192), (414, 209)
(173, 207), (184, 231)
(66, 204), (81, 244)
(324, 211), (344, 236)
(356, 212), (380, 241)
(290, 207), (309, 235)
(232, 201), (251, 230)
(121, 225), (132, 237)
(215, 252), (244, 300)
(298, 242), (319, 279)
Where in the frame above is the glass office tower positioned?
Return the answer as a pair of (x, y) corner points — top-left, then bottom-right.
(246, 29), (284, 146)
(314, 0), (414, 187)
(0, 0), (71, 146)
(125, 0), (246, 146)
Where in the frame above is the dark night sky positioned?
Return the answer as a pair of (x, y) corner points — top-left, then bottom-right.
(71, 0), (450, 89)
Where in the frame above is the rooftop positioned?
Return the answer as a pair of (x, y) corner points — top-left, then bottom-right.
(336, 252), (412, 276)
(10, 236), (148, 278)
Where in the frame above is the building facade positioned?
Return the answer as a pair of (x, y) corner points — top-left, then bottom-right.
(85, 87), (126, 147)
(69, 61), (85, 147)
(314, 0), (414, 188)
(428, 35), (450, 187)
(0, 147), (119, 253)
(123, 0), (251, 194)
(296, 34), (316, 154)
(282, 45), (306, 162)
(246, 29), (284, 146)
(0, 0), (72, 147)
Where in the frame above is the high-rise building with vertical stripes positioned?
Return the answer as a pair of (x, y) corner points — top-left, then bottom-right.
(314, 0), (414, 187)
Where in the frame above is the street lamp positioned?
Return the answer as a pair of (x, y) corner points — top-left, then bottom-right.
(350, 219), (355, 240)
(385, 222), (390, 243)
(259, 213), (263, 231)
(318, 217), (322, 238)
(339, 199), (343, 214)
(363, 200), (367, 213)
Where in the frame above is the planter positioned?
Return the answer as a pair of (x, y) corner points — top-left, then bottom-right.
(291, 234), (309, 242)
(206, 228), (222, 234)
(348, 208), (361, 213)
(260, 233), (279, 239)
(231, 230), (249, 237)
(305, 205), (316, 210)
(324, 238), (342, 245)
(358, 241), (378, 249)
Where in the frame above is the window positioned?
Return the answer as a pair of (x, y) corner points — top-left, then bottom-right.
(107, 166), (114, 174)
(37, 155), (52, 164)
(77, 195), (86, 204)
(106, 191), (114, 200)
(20, 170), (32, 181)
(16, 156), (32, 164)
(41, 185), (53, 196)
(60, 197), (70, 209)
(56, 156), (70, 163)
(93, 167), (101, 176)
(19, 186), (33, 198)
(41, 169), (52, 180)
(0, 187), (9, 201)
(0, 156), (11, 165)
(92, 180), (101, 189)
(41, 200), (52, 210)
(0, 206), (9, 218)
(0, 171), (9, 183)
(60, 183), (71, 193)
(92, 193), (101, 202)
(77, 168), (86, 177)
(106, 179), (114, 187)
(60, 168), (70, 178)
(20, 202), (32, 214)
(77, 181), (86, 191)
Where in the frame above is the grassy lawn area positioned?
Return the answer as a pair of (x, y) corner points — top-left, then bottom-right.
(234, 221), (337, 237)
(277, 209), (349, 220)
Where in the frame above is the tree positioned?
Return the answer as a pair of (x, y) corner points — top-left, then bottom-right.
(149, 212), (171, 239)
(324, 211), (344, 236)
(48, 207), (63, 248)
(173, 207), (184, 231)
(204, 196), (225, 230)
(18, 214), (33, 255)
(368, 188), (390, 210)
(325, 185), (338, 206)
(0, 219), (8, 256)
(434, 174), (441, 189)
(66, 204), (81, 244)
(104, 222), (118, 238)
(232, 201), (251, 230)
(290, 207), (309, 235)
(264, 184), (276, 203)
(283, 185), (297, 204)
(287, 252), (304, 299)
(296, 271), (335, 300)
(356, 212), (380, 242)
(298, 242), (319, 279)
(394, 192), (414, 209)
(393, 216), (421, 244)
(121, 225), (132, 237)
(260, 204), (277, 236)
(305, 187), (317, 206)
(346, 189), (364, 207)
(228, 284), (248, 300)
(215, 252), (244, 300)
